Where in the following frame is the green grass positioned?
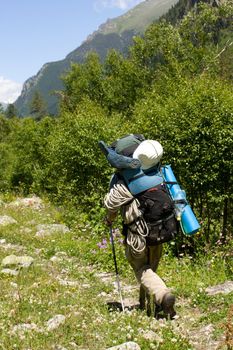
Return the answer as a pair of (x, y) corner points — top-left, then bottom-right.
(0, 194), (232, 349)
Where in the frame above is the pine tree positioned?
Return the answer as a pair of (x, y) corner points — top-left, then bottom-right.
(5, 104), (17, 119)
(0, 103), (4, 115)
(30, 91), (47, 120)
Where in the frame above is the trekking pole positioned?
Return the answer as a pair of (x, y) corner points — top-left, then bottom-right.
(109, 225), (125, 312)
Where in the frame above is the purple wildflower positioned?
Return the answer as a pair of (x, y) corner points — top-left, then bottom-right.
(97, 238), (108, 249)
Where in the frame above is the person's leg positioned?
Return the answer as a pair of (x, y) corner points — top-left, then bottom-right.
(148, 245), (176, 318)
(126, 243), (176, 318)
(125, 244), (169, 305)
(149, 244), (163, 272)
(125, 244), (151, 313)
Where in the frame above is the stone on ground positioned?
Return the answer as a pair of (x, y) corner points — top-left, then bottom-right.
(46, 315), (66, 331)
(36, 224), (70, 237)
(2, 254), (34, 268)
(205, 281), (233, 295)
(0, 215), (17, 226)
(1, 268), (19, 276)
(106, 342), (141, 350)
(8, 196), (44, 210)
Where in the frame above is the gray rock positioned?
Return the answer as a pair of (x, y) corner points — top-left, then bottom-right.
(205, 281), (233, 295)
(142, 330), (159, 341)
(107, 342), (141, 350)
(8, 196), (44, 210)
(1, 268), (19, 276)
(57, 278), (80, 287)
(46, 314), (66, 331)
(2, 254), (34, 268)
(36, 224), (69, 237)
(50, 256), (62, 263)
(0, 215), (17, 226)
(12, 323), (39, 333)
(0, 239), (24, 252)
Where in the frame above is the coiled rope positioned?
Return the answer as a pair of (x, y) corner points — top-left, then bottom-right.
(104, 183), (149, 255)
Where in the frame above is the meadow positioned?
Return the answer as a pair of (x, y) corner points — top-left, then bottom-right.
(0, 194), (232, 350)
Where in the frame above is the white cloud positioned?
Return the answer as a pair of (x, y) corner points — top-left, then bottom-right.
(0, 76), (22, 104)
(94, 0), (144, 11)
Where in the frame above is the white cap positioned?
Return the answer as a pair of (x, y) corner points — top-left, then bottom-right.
(133, 140), (163, 170)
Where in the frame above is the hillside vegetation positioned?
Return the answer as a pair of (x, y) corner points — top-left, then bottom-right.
(1, 1), (232, 243)
(0, 2), (232, 349)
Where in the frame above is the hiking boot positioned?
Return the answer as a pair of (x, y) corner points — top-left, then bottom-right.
(154, 303), (163, 319)
(161, 292), (176, 319)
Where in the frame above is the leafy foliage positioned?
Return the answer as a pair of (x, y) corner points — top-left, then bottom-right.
(0, 117), (54, 193)
(30, 91), (47, 120)
(0, 2), (232, 247)
(44, 99), (129, 210)
(5, 104), (18, 119)
(132, 74), (233, 243)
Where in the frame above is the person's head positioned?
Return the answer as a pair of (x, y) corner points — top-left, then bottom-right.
(133, 140), (163, 170)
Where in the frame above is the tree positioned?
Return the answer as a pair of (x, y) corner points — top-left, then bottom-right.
(133, 73), (233, 244)
(30, 91), (47, 120)
(101, 49), (146, 113)
(0, 103), (4, 115)
(5, 104), (17, 119)
(62, 52), (103, 112)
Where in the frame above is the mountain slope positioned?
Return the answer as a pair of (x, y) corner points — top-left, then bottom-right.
(90, 0), (179, 35)
(14, 0), (178, 116)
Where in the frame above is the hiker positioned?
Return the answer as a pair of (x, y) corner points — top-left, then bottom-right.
(101, 135), (177, 319)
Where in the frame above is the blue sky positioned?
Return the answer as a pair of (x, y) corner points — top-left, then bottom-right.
(0, 0), (144, 103)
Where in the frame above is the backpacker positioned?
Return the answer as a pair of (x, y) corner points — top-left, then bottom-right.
(100, 135), (178, 245)
(99, 135), (200, 240)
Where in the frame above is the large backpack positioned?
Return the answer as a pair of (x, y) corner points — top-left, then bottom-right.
(135, 183), (178, 245)
(118, 167), (178, 245)
(99, 135), (178, 245)
(111, 134), (145, 156)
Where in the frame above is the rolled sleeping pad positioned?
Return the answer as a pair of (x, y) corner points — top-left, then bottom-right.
(98, 141), (141, 169)
(180, 204), (200, 236)
(162, 165), (200, 235)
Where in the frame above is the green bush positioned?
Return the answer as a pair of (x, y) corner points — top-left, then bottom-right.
(133, 74), (233, 245)
(0, 1), (232, 248)
(0, 117), (54, 193)
(43, 99), (129, 209)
